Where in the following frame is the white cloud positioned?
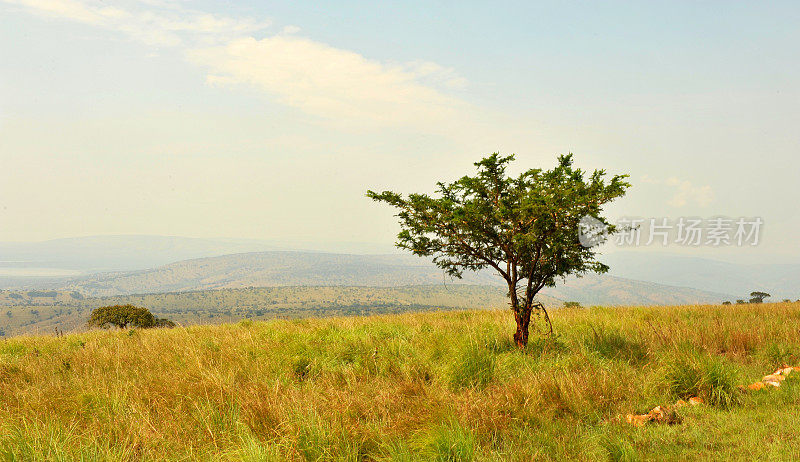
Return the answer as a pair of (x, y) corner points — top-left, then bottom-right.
(3, 0), (468, 128)
(641, 175), (714, 207)
(189, 37), (468, 127)
(3, 0), (271, 46)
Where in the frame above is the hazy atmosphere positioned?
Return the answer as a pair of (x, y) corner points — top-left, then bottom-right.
(2, 1), (798, 263)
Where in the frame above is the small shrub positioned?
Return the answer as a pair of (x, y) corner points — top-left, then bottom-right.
(292, 356), (316, 382)
(154, 318), (176, 328)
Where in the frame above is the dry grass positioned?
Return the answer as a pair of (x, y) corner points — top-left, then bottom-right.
(1, 302), (800, 460)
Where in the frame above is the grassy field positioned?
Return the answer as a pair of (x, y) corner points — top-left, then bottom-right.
(0, 286), (523, 338)
(1, 302), (799, 460)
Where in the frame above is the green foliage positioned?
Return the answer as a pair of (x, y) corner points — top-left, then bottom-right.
(368, 153), (629, 345)
(292, 355), (317, 382)
(26, 291), (58, 298)
(749, 291), (771, 304)
(87, 305), (157, 329)
(154, 317), (176, 328)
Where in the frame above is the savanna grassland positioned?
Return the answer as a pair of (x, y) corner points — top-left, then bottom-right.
(0, 286), (519, 338)
(1, 303), (800, 461)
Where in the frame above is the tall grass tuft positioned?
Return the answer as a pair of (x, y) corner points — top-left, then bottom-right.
(602, 433), (640, 462)
(427, 420), (477, 462)
(585, 328), (648, 363)
(665, 354), (741, 407)
(448, 340), (496, 390)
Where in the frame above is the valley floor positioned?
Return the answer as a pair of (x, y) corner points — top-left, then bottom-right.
(1, 303), (799, 460)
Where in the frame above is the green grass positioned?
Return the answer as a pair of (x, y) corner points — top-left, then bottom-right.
(0, 302), (799, 460)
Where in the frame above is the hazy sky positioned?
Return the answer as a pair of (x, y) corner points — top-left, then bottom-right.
(1, 1), (798, 262)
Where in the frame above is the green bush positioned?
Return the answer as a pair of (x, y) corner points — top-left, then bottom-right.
(154, 317), (176, 328)
(87, 305), (175, 330)
(88, 305), (155, 329)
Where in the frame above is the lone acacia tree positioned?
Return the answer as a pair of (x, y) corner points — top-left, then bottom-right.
(88, 304), (157, 329)
(367, 153), (629, 347)
(749, 291), (771, 304)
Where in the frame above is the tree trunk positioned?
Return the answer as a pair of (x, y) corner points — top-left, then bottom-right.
(513, 307), (532, 348)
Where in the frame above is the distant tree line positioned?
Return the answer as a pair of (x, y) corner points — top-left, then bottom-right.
(721, 291), (797, 305)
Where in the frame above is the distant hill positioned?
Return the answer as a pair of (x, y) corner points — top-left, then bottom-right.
(603, 252), (800, 301)
(0, 278), (730, 338)
(46, 251), (735, 305)
(63, 252), (498, 295)
(542, 274), (736, 306)
(0, 235), (396, 274)
(2, 236), (794, 303)
(0, 251), (740, 337)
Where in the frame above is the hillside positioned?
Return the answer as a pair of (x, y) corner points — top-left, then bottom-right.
(0, 251), (739, 337)
(50, 251), (734, 304)
(2, 236), (796, 301)
(66, 252), (497, 295)
(603, 252), (800, 301)
(1, 303), (799, 460)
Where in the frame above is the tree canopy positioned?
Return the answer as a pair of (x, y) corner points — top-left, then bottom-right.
(88, 305), (164, 329)
(749, 291), (771, 304)
(368, 153), (629, 346)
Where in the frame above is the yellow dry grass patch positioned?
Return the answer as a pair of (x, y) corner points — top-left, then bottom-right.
(0, 302), (799, 460)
